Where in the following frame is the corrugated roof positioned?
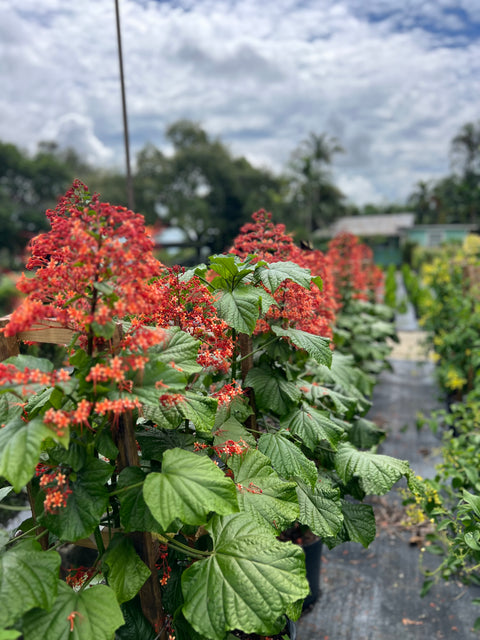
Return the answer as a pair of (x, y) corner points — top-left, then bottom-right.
(316, 213), (415, 238)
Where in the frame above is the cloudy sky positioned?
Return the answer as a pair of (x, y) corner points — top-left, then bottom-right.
(1, 0), (479, 206)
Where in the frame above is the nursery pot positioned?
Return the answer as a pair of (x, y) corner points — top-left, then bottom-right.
(302, 536), (323, 610)
(286, 618), (297, 639)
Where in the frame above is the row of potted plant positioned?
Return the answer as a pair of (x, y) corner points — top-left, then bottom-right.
(0, 182), (416, 640)
(403, 236), (480, 402)
(403, 235), (480, 630)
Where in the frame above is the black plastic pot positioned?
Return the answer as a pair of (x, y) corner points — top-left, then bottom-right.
(288, 617), (297, 639)
(302, 537), (323, 610)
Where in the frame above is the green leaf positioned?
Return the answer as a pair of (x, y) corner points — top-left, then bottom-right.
(24, 387), (63, 418)
(91, 321), (116, 339)
(116, 599), (156, 640)
(245, 366), (300, 416)
(340, 501), (376, 547)
(173, 612), (210, 640)
(178, 392), (217, 433)
(281, 404), (343, 451)
(0, 393), (23, 424)
(182, 513), (309, 639)
(102, 534), (151, 604)
(143, 449), (238, 530)
(464, 531), (480, 551)
(213, 416), (256, 449)
(22, 581), (124, 640)
(93, 281), (115, 296)
(209, 254), (244, 280)
(95, 428), (119, 460)
(300, 381), (357, 417)
(150, 328), (202, 376)
(420, 579), (435, 598)
(272, 327), (332, 366)
(0, 532), (8, 552)
(257, 261), (313, 293)
(348, 417), (384, 449)
(0, 487), (13, 502)
(228, 449), (298, 531)
(39, 458), (112, 541)
(0, 417), (54, 492)
(258, 433), (317, 487)
(0, 630), (21, 639)
(216, 286), (261, 334)
(133, 359), (186, 407)
(0, 542), (61, 628)
(3, 355), (53, 373)
(462, 490), (480, 518)
(258, 290), (278, 314)
(117, 467), (161, 533)
(335, 443), (409, 495)
(296, 480), (343, 538)
(136, 428), (195, 461)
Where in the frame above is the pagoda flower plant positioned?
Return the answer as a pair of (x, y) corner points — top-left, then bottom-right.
(0, 182), (419, 640)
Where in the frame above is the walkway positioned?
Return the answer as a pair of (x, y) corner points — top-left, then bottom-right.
(297, 290), (480, 639)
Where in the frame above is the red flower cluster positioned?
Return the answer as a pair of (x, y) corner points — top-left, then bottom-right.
(37, 464), (72, 514)
(156, 544), (172, 586)
(193, 438), (249, 457)
(327, 232), (384, 306)
(2, 180), (164, 354)
(0, 364), (70, 396)
(231, 210), (338, 338)
(147, 267), (233, 373)
(209, 381), (244, 406)
(65, 566), (96, 589)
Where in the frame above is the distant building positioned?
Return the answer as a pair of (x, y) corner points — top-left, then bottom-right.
(316, 214), (478, 266)
(404, 224), (478, 248)
(315, 213), (415, 266)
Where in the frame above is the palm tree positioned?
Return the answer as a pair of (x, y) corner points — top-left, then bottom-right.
(450, 121), (480, 178)
(289, 133), (345, 232)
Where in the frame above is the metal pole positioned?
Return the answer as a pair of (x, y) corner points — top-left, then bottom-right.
(114, 0), (135, 210)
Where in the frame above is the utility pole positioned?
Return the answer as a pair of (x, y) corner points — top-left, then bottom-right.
(114, 0), (135, 210)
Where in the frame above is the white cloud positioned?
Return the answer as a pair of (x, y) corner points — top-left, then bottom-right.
(0, 0), (479, 206)
(337, 174), (385, 206)
(40, 113), (114, 165)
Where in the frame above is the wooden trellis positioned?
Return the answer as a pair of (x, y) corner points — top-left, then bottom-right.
(0, 316), (76, 360)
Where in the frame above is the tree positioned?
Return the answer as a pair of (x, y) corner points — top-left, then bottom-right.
(407, 180), (434, 224)
(449, 121), (480, 224)
(287, 132), (346, 234)
(406, 122), (480, 226)
(135, 120), (283, 254)
(450, 121), (480, 178)
(0, 141), (93, 266)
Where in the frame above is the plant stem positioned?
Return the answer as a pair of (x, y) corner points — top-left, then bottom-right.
(231, 328), (237, 381)
(5, 524), (39, 546)
(238, 332), (257, 434)
(236, 336), (278, 363)
(0, 503), (29, 511)
(194, 274), (215, 291)
(94, 525), (106, 556)
(26, 483), (48, 550)
(108, 480), (144, 497)
(113, 410), (165, 633)
(156, 535), (211, 559)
